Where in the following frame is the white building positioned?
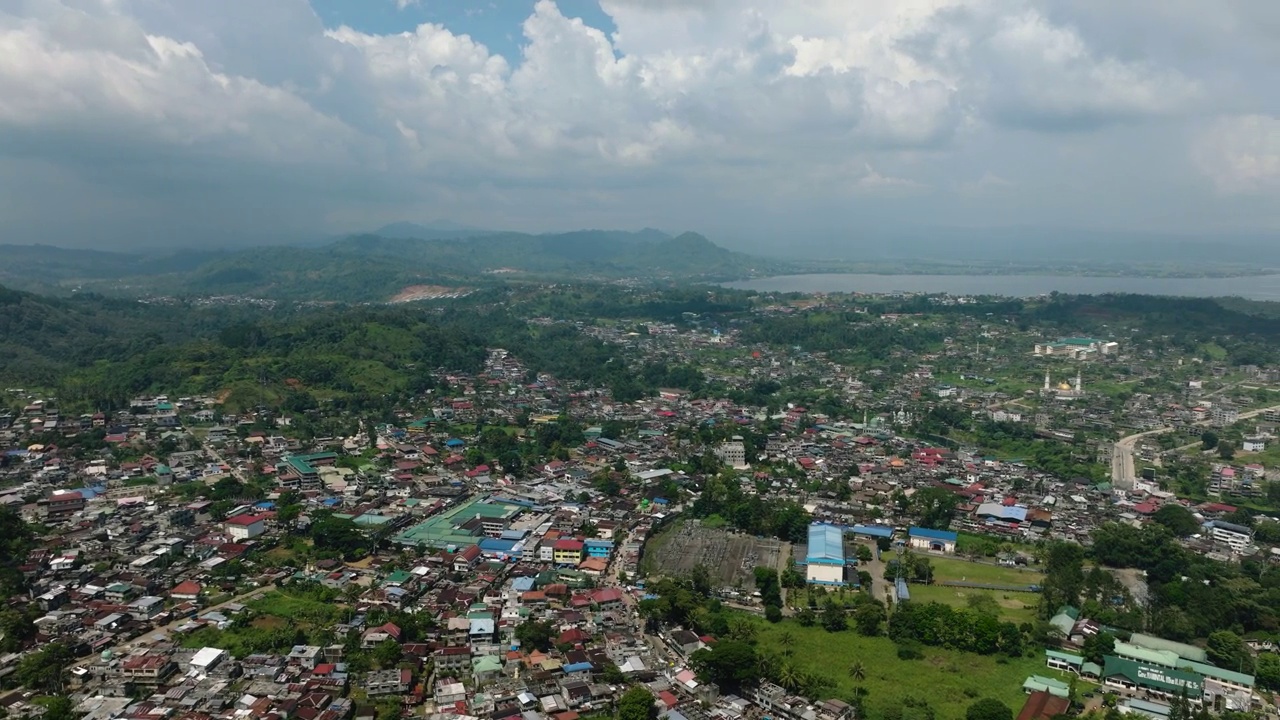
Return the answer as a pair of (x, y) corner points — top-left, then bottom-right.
(1209, 521), (1253, 554)
(223, 514), (266, 540)
(1211, 407), (1240, 427)
(716, 438), (748, 468)
(1243, 437), (1266, 453)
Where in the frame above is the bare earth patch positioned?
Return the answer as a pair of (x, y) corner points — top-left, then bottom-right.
(388, 285), (472, 303)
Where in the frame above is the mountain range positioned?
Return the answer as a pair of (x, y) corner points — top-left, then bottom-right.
(0, 226), (781, 302)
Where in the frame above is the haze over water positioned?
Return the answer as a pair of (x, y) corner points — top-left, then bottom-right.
(725, 274), (1280, 300)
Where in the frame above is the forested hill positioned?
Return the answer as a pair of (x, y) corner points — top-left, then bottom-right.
(0, 283), (715, 413)
(0, 229), (782, 302)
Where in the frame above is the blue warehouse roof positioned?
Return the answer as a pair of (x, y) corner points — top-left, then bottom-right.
(908, 526), (958, 541)
(806, 523), (846, 565)
(851, 524), (894, 539)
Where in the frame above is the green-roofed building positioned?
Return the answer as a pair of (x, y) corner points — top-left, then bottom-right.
(1129, 633), (1208, 664)
(1023, 676), (1070, 698)
(1114, 641), (1181, 669)
(472, 655), (504, 679)
(1103, 656), (1203, 697)
(384, 570), (412, 586)
(390, 495), (524, 548)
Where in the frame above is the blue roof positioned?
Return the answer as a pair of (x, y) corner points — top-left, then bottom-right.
(445, 439), (465, 447)
(851, 524), (894, 539)
(563, 662), (594, 673)
(895, 577), (911, 601)
(908, 526), (958, 541)
(584, 539), (614, 547)
(975, 503), (1029, 522)
(479, 538), (519, 554)
(322, 498), (341, 506)
(255, 501), (275, 509)
(511, 577), (536, 592)
(806, 523), (846, 565)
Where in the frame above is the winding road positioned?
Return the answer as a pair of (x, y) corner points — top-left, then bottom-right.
(1111, 402), (1280, 490)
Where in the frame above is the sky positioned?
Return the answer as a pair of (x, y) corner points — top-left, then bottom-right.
(1, 0), (1278, 253)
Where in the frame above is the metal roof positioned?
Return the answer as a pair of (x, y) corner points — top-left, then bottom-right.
(908, 526), (958, 541)
(806, 523), (846, 565)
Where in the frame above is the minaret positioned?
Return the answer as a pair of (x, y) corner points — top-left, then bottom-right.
(1074, 369), (1082, 395)
(1044, 370), (1051, 391)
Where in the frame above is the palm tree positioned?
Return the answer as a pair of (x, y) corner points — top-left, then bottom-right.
(779, 630), (796, 656)
(847, 660), (866, 683)
(756, 651), (780, 681)
(729, 616), (756, 643)
(777, 662), (802, 691)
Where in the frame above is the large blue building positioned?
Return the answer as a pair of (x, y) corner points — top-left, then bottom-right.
(805, 523), (848, 585)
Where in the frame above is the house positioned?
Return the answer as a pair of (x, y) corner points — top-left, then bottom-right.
(453, 545), (482, 573)
(553, 539), (584, 565)
(365, 668), (412, 697)
(1016, 691), (1070, 720)
(171, 580), (203, 601)
(669, 629), (704, 656)
(1243, 436), (1266, 453)
(121, 654), (177, 685)
(288, 645), (323, 669)
(434, 646), (471, 672)
(224, 514), (266, 540)
(1208, 521), (1253, 553)
(908, 527), (958, 554)
(362, 622), (402, 648)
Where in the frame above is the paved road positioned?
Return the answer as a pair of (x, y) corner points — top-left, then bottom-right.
(1111, 402), (1280, 490)
(65, 585), (274, 674)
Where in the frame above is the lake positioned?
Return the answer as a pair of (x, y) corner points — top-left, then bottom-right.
(724, 273), (1280, 300)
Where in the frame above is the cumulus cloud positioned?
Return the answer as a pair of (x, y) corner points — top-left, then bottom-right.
(0, 0), (1273, 246)
(1194, 115), (1280, 195)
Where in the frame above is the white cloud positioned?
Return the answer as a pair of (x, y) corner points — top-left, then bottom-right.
(854, 163), (927, 193)
(394, 0), (420, 10)
(1194, 115), (1280, 195)
(0, 0), (1273, 245)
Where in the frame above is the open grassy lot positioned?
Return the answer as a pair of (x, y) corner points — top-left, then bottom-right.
(882, 552), (1044, 624)
(247, 590), (346, 624)
(886, 552), (1044, 586)
(900, 584), (1039, 625)
(753, 617), (1076, 720)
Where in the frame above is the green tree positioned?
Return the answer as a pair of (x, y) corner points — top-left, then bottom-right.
(852, 602), (887, 636)
(965, 698), (1013, 720)
(372, 638), (402, 669)
(1206, 630), (1251, 673)
(1218, 439), (1235, 460)
(821, 599), (847, 632)
(778, 631), (796, 656)
(847, 660), (866, 682)
(15, 642), (71, 693)
(515, 619), (556, 652)
(1254, 652), (1280, 692)
(689, 639), (760, 691)
(619, 681), (660, 717)
(1152, 504), (1200, 538)
(1200, 431), (1218, 451)
(617, 686), (656, 720)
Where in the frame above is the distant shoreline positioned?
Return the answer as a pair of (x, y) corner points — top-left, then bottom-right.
(723, 272), (1280, 301)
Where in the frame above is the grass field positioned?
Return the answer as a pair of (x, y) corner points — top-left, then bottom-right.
(753, 618), (1074, 720)
(247, 590), (345, 624)
(882, 552), (1044, 624)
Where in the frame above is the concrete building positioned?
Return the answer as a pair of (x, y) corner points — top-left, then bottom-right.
(908, 527), (958, 553)
(1207, 521), (1253, 554)
(805, 523), (847, 586)
(716, 438), (747, 468)
(224, 514), (266, 540)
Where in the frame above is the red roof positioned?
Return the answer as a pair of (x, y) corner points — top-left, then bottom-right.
(225, 514), (266, 526)
(171, 580), (202, 596)
(1016, 691), (1070, 720)
(553, 539), (584, 551)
